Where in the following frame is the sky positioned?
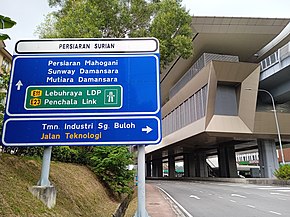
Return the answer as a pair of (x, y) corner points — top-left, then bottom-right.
(2, 0), (290, 54)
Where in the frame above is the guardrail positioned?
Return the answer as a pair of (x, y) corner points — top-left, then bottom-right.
(260, 42), (290, 72)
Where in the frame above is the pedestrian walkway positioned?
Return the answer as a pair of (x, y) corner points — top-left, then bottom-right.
(146, 183), (179, 217)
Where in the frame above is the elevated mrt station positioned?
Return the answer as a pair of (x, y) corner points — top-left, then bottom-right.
(145, 16), (290, 179)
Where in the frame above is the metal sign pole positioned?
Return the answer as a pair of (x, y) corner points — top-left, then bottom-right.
(136, 145), (149, 217)
(38, 146), (52, 186)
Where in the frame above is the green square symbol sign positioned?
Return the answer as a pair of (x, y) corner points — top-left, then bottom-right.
(104, 89), (119, 105)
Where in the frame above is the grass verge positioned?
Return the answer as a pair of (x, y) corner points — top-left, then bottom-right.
(0, 153), (119, 217)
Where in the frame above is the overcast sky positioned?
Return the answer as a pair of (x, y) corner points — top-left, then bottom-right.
(2, 0), (290, 54)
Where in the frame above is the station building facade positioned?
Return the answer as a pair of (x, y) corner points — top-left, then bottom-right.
(145, 16), (290, 178)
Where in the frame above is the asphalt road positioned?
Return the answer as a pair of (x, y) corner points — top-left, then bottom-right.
(149, 180), (290, 217)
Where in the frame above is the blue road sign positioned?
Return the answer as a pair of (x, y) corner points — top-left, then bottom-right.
(7, 55), (160, 116)
(2, 38), (162, 146)
(2, 117), (161, 146)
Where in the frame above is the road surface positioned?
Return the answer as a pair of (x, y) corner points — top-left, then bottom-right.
(149, 180), (290, 217)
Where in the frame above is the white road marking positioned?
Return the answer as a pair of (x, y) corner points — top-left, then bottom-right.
(218, 196), (223, 199)
(277, 190), (290, 192)
(269, 211), (282, 215)
(231, 194), (247, 198)
(157, 186), (194, 217)
(208, 193), (213, 196)
(270, 192), (289, 196)
(190, 195), (201, 200)
(230, 200), (237, 203)
(246, 205), (256, 208)
(259, 187), (290, 190)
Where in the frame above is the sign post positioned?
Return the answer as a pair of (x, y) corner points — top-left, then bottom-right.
(136, 145), (148, 217)
(3, 38), (161, 212)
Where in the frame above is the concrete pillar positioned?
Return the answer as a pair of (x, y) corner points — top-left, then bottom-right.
(152, 159), (163, 177)
(157, 159), (163, 177)
(258, 139), (279, 178)
(218, 144), (238, 178)
(152, 160), (157, 177)
(183, 153), (196, 177)
(29, 186), (56, 209)
(168, 155), (175, 178)
(197, 152), (208, 177)
(146, 161), (151, 177)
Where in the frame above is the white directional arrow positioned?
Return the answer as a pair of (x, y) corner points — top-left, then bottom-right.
(190, 195), (200, 200)
(16, 80), (23, 90)
(142, 126), (153, 134)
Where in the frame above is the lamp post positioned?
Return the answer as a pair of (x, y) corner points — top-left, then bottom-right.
(246, 88), (285, 164)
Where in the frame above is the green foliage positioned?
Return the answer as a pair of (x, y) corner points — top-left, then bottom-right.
(274, 164), (290, 180)
(51, 146), (80, 162)
(37, 0), (193, 69)
(88, 146), (134, 196)
(0, 15), (17, 40)
(0, 67), (10, 135)
(150, 0), (193, 67)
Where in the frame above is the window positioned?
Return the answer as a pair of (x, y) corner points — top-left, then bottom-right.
(214, 83), (239, 116)
(1, 58), (10, 72)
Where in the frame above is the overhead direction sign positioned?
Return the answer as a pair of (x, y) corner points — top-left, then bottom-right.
(3, 38), (162, 146)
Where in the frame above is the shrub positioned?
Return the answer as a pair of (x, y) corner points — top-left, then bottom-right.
(88, 146), (134, 197)
(274, 164), (290, 180)
(52, 146), (80, 163)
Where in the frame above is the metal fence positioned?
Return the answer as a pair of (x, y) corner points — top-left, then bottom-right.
(260, 42), (290, 72)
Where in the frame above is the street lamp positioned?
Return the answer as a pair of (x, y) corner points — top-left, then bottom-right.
(246, 88), (285, 164)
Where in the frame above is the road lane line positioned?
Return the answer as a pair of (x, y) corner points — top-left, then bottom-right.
(270, 192), (289, 196)
(259, 187), (290, 190)
(246, 205), (256, 209)
(230, 200), (237, 203)
(189, 195), (200, 200)
(269, 211), (282, 215)
(231, 194), (247, 198)
(157, 186), (193, 217)
(218, 196), (223, 199)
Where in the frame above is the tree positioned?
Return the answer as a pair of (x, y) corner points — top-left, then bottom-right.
(38, 0), (193, 69)
(0, 14), (16, 135)
(0, 66), (10, 134)
(88, 146), (134, 197)
(0, 15), (16, 40)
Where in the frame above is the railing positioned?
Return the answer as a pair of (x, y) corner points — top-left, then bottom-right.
(260, 42), (290, 72)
